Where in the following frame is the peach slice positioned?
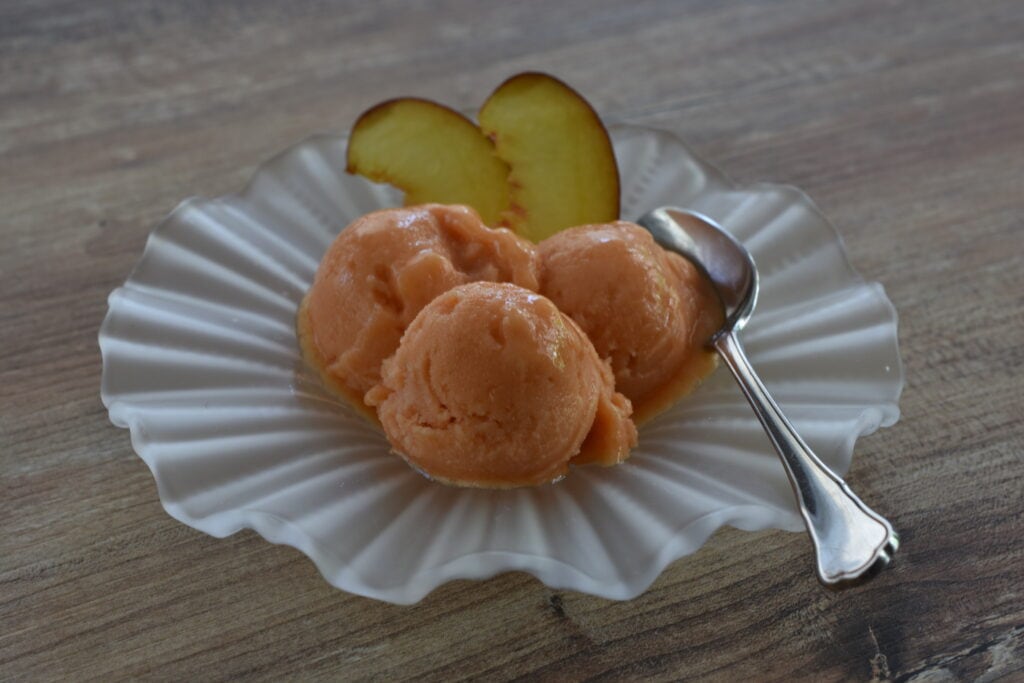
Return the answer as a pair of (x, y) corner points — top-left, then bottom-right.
(346, 98), (510, 226)
(479, 73), (620, 242)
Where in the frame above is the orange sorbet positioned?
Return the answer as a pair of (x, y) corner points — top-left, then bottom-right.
(298, 204), (539, 416)
(365, 282), (636, 487)
(538, 221), (723, 423)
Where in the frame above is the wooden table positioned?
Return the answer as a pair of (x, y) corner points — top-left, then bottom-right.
(3, 1), (1023, 680)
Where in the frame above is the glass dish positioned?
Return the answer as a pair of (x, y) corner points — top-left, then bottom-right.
(99, 124), (903, 604)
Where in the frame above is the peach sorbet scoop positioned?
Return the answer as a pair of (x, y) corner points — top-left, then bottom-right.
(365, 282), (636, 488)
(539, 221), (724, 424)
(298, 204), (539, 415)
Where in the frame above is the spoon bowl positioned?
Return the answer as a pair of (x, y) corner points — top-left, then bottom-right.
(639, 207), (757, 334)
(637, 207), (899, 587)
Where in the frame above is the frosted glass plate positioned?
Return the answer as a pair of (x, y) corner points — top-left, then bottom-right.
(99, 124), (903, 604)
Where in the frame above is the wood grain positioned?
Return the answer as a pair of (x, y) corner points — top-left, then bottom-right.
(2, 0), (1023, 680)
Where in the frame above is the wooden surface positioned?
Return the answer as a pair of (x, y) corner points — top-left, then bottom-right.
(3, 1), (1023, 680)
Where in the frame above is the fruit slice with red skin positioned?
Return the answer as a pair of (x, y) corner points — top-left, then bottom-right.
(478, 72), (620, 242)
(346, 98), (510, 226)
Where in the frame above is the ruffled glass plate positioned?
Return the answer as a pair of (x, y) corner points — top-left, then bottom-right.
(99, 124), (903, 604)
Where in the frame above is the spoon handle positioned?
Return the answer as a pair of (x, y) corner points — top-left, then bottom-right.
(713, 331), (898, 585)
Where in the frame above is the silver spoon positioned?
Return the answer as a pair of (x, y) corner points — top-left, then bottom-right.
(637, 207), (898, 587)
